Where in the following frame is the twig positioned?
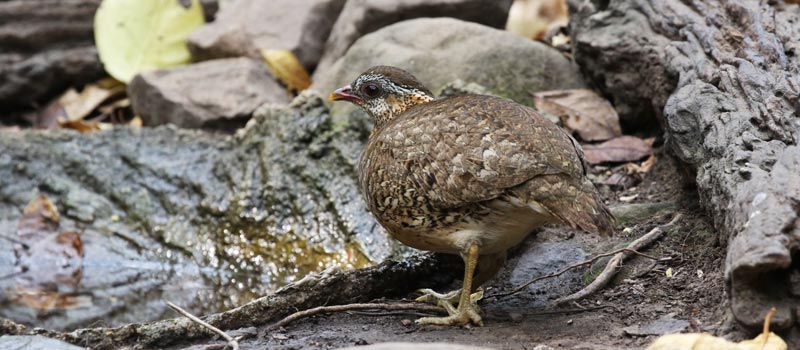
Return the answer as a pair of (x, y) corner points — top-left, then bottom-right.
(553, 213), (683, 305)
(490, 248), (661, 299)
(761, 307), (776, 349)
(166, 301), (239, 350)
(271, 302), (445, 329)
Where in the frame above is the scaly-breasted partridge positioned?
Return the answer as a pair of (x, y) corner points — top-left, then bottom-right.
(330, 66), (614, 326)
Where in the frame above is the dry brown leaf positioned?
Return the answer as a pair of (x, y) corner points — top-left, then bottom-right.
(534, 89), (621, 142)
(582, 136), (652, 164)
(98, 98), (130, 115)
(625, 154), (657, 174)
(58, 84), (124, 122)
(261, 49), (312, 92)
(505, 0), (568, 40)
(10, 195), (86, 311)
(58, 119), (111, 133)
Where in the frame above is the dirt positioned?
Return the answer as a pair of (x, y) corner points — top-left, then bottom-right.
(166, 150), (752, 350)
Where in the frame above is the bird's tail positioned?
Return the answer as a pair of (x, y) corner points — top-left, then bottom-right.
(519, 175), (615, 236)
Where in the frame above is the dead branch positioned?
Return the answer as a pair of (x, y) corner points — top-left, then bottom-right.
(490, 248), (662, 299)
(553, 213), (683, 305)
(167, 301), (239, 350)
(271, 302), (446, 329)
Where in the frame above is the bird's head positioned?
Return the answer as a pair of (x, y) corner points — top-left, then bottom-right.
(329, 66), (434, 127)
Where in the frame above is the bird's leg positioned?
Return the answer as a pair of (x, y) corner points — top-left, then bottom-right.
(415, 243), (483, 326)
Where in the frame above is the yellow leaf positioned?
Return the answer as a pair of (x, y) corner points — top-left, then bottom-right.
(260, 49), (312, 92)
(648, 308), (787, 350)
(94, 0), (205, 83)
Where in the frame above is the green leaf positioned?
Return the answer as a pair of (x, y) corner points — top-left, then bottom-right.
(94, 0), (205, 83)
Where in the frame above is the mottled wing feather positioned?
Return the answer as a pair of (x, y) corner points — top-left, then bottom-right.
(360, 95), (585, 210)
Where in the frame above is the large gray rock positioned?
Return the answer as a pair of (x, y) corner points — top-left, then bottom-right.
(0, 93), (402, 331)
(313, 18), (587, 122)
(128, 58), (291, 129)
(187, 0), (347, 69)
(314, 0), (513, 77)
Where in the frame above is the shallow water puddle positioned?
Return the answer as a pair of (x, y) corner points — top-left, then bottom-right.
(0, 196), (372, 330)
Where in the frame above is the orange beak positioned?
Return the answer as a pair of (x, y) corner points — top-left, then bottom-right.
(329, 85), (363, 103)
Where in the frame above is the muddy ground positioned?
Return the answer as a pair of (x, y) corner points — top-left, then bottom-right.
(161, 151), (772, 350)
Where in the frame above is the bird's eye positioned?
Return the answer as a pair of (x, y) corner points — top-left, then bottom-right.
(362, 83), (381, 98)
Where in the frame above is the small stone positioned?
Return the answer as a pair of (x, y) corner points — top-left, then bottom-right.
(401, 319), (412, 327)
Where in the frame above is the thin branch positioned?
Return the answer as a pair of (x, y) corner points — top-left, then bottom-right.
(271, 302), (445, 329)
(166, 301), (239, 350)
(490, 213), (681, 300)
(490, 248), (661, 299)
(553, 213), (683, 305)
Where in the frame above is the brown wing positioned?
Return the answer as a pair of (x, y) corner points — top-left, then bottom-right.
(360, 95), (586, 210)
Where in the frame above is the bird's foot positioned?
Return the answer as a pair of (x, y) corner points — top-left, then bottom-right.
(415, 288), (461, 305)
(415, 288), (484, 326)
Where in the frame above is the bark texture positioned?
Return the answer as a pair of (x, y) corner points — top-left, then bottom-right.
(570, 0), (800, 330)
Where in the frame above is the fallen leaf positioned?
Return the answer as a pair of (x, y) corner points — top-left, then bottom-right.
(58, 85), (122, 122)
(582, 136), (652, 164)
(94, 0), (205, 82)
(648, 308), (786, 350)
(626, 154), (657, 174)
(17, 195), (60, 235)
(10, 195), (86, 312)
(534, 89), (622, 141)
(261, 49), (312, 92)
(57, 119), (111, 133)
(505, 0), (568, 40)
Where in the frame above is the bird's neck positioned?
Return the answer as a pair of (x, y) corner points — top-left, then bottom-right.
(371, 92), (434, 128)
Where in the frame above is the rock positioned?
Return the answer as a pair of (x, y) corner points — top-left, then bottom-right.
(313, 18), (586, 123)
(314, 0), (514, 77)
(0, 335), (85, 350)
(622, 314), (690, 336)
(0, 0), (221, 119)
(187, 0), (347, 69)
(507, 241), (587, 305)
(128, 58), (291, 129)
(0, 0), (105, 116)
(0, 93), (401, 329)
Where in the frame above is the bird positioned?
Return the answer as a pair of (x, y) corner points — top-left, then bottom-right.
(330, 66), (614, 326)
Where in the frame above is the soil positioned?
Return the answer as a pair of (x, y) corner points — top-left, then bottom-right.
(168, 150), (749, 350)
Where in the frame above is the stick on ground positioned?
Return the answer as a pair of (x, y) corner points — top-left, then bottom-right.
(271, 302), (446, 330)
(167, 301), (240, 350)
(553, 213), (683, 305)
